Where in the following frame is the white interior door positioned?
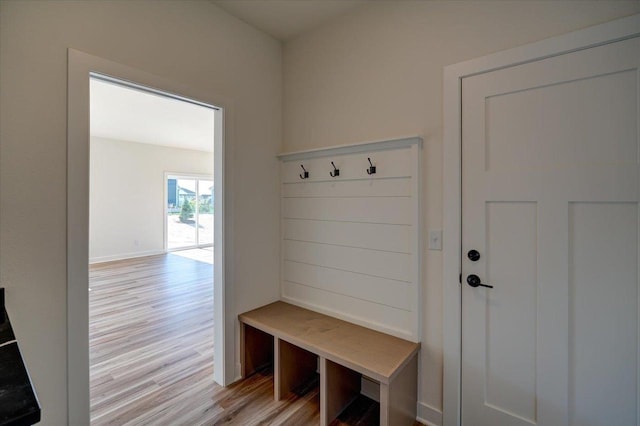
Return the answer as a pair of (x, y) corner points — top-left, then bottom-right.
(461, 36), (640, 425)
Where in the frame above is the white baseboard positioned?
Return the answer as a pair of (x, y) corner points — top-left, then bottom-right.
(417, 402), (442, 426)
(89, 249), (165, 264)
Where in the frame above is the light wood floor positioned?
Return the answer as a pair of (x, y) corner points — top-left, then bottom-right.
(89, 251), (402, 425)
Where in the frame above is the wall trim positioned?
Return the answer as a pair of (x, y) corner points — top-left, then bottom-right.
(442, 13), (640, 426)
(277, 135), (422, 161)
(417, 402), (443, 426)
(89, 249), (165, 265)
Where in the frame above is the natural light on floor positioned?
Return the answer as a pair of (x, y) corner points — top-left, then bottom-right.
(170, 247), (214, 264)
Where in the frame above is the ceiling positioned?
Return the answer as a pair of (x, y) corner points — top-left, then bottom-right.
(212, 0), (370, 42)
(90, 78), (215, 152)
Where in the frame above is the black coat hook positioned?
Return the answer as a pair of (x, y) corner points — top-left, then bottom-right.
(299, 164), (309, 179)
(329, 161), (340, 177)
(366, 157), (376, 175)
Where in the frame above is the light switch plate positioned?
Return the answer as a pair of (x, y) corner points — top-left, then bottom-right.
(428, 229), (442, 250)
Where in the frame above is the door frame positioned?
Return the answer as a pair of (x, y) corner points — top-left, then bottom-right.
(442, 14), (640, 426)
(67, 49), (235, 424)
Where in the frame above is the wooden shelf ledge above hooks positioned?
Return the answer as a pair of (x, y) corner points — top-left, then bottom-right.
(277, 136), (422, 162)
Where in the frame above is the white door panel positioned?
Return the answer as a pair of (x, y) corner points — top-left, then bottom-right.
(569, 202), (638, 426)
(462, 37), (640, 425)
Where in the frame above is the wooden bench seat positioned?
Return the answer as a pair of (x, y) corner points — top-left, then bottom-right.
(239, 301), (420, 426)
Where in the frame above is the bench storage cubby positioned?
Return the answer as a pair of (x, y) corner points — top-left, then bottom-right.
(239, 301), (420, 426)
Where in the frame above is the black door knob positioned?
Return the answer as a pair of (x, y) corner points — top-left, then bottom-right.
(468, 250), (481, 261)
(467, 274), (493, 288)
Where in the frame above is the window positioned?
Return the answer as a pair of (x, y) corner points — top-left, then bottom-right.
(166, 175), (214, 250)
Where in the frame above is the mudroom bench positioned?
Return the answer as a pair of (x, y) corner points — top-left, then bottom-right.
(239, 301), (420, 426)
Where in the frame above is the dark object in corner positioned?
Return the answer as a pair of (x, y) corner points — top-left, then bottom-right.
(0, 288), (41, 426)
(0, 289), (13, 345)
(0, 288), (5, 323)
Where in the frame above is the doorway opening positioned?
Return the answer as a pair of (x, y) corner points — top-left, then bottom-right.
(68, 50), (230, 424)
(88, 74), (217, 423)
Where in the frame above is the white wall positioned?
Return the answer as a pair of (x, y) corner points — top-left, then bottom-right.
(0, 1), (281, 424)
(89, 137), (213, 263)
(282, 2), (640, 423)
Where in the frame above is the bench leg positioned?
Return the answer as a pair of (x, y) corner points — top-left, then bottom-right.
(380, 354), (418, 426)
(320, 357), (361, 426)
(275, 338), (317, 401)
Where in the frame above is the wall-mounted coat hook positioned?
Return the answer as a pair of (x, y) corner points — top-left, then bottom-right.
(299, 164), (309, 179)
(366, 157), (376, 175)
(329, 161), (340, 177)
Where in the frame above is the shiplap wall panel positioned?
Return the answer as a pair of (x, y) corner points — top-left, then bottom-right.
(283, 219), (411, 253)
(284, 240), (412, 282)
(282, 281), (412, 337)
(278, 137), (422, 342)
(283, 260), (411, 311)
(283, 197), (411, 225)
(282, 178), (412, 198)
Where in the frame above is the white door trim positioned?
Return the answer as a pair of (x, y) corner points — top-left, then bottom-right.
(442, 13), (640, 426)
(67, 49), (235, 425)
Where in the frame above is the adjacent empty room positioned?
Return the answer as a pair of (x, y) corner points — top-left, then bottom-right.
(88, 76), (216, 424)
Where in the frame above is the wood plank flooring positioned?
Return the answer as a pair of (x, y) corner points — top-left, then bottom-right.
(89, 251), (418, 425)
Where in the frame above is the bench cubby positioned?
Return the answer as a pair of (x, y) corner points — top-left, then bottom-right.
(239, 301), (420, 425)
